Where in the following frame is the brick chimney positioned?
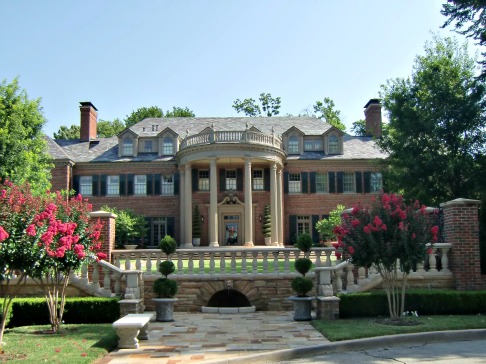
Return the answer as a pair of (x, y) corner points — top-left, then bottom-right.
(364, 99), (382, 138)
(80, 102), (98, 141)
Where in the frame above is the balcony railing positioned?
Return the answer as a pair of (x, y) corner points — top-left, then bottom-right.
(180, 130), (282, 150)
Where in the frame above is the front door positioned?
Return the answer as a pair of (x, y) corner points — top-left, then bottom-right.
(223, 215), (240, 246)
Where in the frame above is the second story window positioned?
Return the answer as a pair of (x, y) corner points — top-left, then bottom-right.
(107, 175), (119, 196)
(122, 138), (133, 155)
(304, 138), (323, 151)
(163, 137), (173, 155)
(252, 169), (264, 190)
(288, 136), (299, 154)
(80, 176), (92, 196)
(198, 170), (210, 191)
(226, 170), (237, 190)
(316, 173), (328, 193)
(144, 140), (153, 152)
(289, 173), (301, 193)
(328, 135), (340, 154)
(134, 175), (147, 195)
(161, 175), (174, 195)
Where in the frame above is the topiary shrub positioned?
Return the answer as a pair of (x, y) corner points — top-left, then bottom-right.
(291, 233), (314, 297)
(153, 278), (178, 298)
(291, 277), (314, 297)
(159, 235), (177, 256)
(296, 233), (313, 253)
(294, 258), (312, 276)
(154, 234), (178, 298)
(159, 260), (175, 278)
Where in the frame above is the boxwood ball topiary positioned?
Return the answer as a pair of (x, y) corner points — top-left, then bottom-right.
(291, 276), (314, 297)
(153, 278), (178, 298)
(158, 260), (175, 277)
(296, 233), (313, 252)
(294, 258), (312, 276)
(160, 235), (177, 256)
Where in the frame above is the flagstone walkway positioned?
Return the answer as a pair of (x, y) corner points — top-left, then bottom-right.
(100, 311), (328, 363)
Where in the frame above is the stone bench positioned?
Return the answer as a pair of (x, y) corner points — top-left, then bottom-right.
(113, 313), (154, 349)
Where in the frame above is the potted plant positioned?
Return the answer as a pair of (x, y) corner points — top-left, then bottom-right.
(289, 232), (315, 321)
(315, 205), (345, 247)
(192, 205), (201, 247)
(152, 235), (178, 322)
(263, 204), (272, 245)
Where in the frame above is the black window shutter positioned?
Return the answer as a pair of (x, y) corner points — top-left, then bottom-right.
(120, 174), (126, 196)
(219, 168), (226, 192)
(264, 168), (270, 191)
(284, 172), (289, 194)
(147, 174), (154, 195)
(92, 175), (99, 196)
(154, 174), (161, 195)
(337, 172), (344, 193)
(289, 215), (297, 245)
(127, 174), (134, 195)
(364, 172), (371, 193)
(355, 172), (363, 193)
(100, 175), (107, 196)
(310, 172), (316, 193)
(301, 172), (308, 193)
(237, 168), (243, 191)
(192, 168), (198, 192)
(328, 172), (336, 193)
(167, 216), (175, 239)
(173, 173), (180, 195)
(73, 175), (80, 194)
(312, 215), (320, 243)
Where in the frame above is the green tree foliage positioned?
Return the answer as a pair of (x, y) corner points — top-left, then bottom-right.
(101, 205), (147, 247)
(312, 97), (346, 131)
(378, 36), (486, 206)
(97, 118), (125, 137)
(442, 1), (486, 79)
(233, 92), (281, 117)
(124, 106), (163, 127)
(350, 119), (366, 136)
(315, 205), (345, 242)
(164, 106), (195, 118)
(53, 125), (80, 139)
(0, 78), (52, 194)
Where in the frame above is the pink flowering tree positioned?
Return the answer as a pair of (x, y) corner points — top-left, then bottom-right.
(333, 193), (439, 320)
(0, 180), (105, 336)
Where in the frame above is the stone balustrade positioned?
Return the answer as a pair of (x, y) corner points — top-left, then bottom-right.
(180, 130), (282, 150)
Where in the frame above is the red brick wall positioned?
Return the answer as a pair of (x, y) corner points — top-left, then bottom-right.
(50, 162), (72, 193)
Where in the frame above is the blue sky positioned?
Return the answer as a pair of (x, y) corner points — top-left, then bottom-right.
(0, 0), (477, 137)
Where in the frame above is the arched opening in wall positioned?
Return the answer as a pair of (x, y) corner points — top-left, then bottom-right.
(207, 289), (251, 308)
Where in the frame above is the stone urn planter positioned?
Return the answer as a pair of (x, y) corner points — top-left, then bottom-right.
(152, 297), (178, 322)
(124, 244), (138, 250)
(288, 295), (315, 321)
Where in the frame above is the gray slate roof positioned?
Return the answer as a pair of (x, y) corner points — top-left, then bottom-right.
(48, 117), (388, 163)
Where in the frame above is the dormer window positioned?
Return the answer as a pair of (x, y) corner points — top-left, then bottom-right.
(163, 137), (173, 155)
(288, 136), (299, 154)
(304, 138), (323, 151)
(328, 135), (340, 154)
(122, 138), (134, 155)
(144, 140), (153, 152)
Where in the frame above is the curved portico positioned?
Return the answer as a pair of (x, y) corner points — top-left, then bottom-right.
(177, 128), (286, 247)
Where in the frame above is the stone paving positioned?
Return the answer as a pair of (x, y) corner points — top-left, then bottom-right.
(101, 311), (328, 363)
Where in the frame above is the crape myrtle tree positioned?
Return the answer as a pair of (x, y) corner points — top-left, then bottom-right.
(0, 78), (52, 195)
(378, 36), (486, 206)
(333, 193), (439, 321)
(0, 180), (106, 337)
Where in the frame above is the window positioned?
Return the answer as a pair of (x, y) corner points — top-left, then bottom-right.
(288, 136), (299, 154)
(80, 176), (92, 196)
(371, 172), (383, 193)
(328, 135), (339, 154)
(252, 169), (264, 190)
(198, 170), (209, 191)
(144, 140), (153, 152)
(304, 138), (323, 151)
(151, 217), (167, 246)
(316, 173), (328, 193)
(297, 216), (310, 236)
(161, 175), (174, 195)
(107, 175), (119, 196)
(163, 137), (173, 155)
(134, 175), (147, 195)
(289, 173), (301, 193)
(343, 172), (355, 193)
(122, 138), (133, 155)
(226, 170), (237, 190)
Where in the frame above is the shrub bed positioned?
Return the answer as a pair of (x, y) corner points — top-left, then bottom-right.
(339, 289), (486, 318)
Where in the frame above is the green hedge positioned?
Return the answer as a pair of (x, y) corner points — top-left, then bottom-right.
(7, 297), (119, 328)
(339, 289), (486, 318)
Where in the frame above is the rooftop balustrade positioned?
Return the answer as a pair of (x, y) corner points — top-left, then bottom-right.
(179, 129), (282, 150)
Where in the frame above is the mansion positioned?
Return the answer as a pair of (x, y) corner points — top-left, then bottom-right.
(47, 100), (387, 248)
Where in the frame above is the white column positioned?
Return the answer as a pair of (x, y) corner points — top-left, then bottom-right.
(179, 167), (185, 245)
(183, 163), (193, 248)
(244, 158), (254, 246)
(209, 158), (219, 247)
(277, 167), (284, 247)
(270, 162), (279, 246)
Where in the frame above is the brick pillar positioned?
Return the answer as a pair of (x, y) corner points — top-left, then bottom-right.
(50, 162), (73, 194)
(440, 198), (482, 290)
(89, 211), (116, 288)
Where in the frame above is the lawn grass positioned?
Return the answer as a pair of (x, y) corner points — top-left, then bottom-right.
(312, 315), (486, 342)
(0, 324), (117, 364)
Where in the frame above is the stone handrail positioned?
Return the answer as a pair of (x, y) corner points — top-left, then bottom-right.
(180, 130), (282, 150)
(111, 247), (336, 276)
(315, 243), (453, 297)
